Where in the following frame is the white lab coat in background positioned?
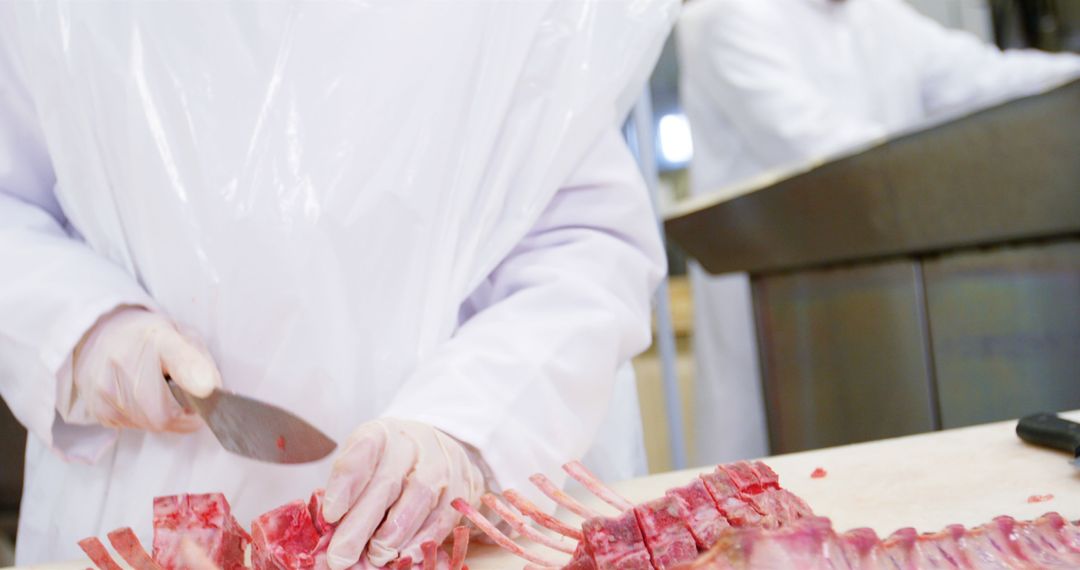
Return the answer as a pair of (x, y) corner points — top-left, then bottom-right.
(677, 0), (1080, 466)
(0, 1), (677, 562)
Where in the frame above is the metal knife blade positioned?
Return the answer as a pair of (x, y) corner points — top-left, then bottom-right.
(1016, 413), (1080, 469)
(167, 378), (336, 464)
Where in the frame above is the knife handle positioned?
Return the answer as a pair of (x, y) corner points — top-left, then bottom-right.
(1016, 413), (1080, 456)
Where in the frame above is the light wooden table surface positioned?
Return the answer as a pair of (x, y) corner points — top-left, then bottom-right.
(11, 411), (1079, 569)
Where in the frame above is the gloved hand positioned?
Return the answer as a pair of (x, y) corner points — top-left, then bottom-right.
(322, 418), (486, 569)
(60, 306), (222, 432)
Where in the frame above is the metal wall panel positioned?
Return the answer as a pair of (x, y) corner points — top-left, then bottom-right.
(753, 262), (938, 453)
(924, 240), (1080, 428)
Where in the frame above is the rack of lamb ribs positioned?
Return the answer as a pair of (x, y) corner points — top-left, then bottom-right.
(76, 459), (1080, 569)
(454, 460), (1080, 569)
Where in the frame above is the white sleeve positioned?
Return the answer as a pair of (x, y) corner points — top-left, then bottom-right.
(381, 128), (664, 495)
(893, 0), (1080, 117)
(0, 40), (153, 458)
(680, 1), (886, 166)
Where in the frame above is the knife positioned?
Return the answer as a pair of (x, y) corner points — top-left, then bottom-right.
(1016, 413), (1080, 468)
(167, 377), (337, 464)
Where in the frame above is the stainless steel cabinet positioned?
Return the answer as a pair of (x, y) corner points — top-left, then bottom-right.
(753, 262), (938, 453)
(752, 240), (1080, 453)
(925, 241), (1080, 428)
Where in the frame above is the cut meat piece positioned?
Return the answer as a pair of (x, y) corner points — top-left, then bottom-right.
(674, 517), (843, 569)
(633, 496), (698, 569)
(251, 500), (323, 570)
(747, 462), (780, 490)
(581, 510), (654, 570)
(717, 463), (762, 496)
(699, 469), (764, 528)
(152, 493), (249, 570)
(665, 479), (730, 550)
(743, 488), (812, 529)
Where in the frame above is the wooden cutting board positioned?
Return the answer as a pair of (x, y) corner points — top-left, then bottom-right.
(10, 411), (1079, 569)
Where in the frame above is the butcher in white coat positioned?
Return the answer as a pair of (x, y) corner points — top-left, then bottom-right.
(0, 1), (678, 566)
(678, 0), (1080, 466)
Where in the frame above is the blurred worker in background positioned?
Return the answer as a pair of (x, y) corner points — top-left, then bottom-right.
(0, 1), (676, 566)
(678, 0), (1080, 466)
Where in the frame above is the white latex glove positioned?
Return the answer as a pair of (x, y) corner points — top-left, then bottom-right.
(322, 418), (486, 569)
(59, 306), (222, 432)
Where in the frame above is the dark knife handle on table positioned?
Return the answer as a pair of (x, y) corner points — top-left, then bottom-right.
(1016, 413), (1080, 457)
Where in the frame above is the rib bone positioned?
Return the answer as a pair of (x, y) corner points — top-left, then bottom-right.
(529, 474), (600, 519)
(449, 526), (470, 570)
(482, 494), (576, 554)
(503, 489), (584, 541)
(563, 461), (634, 511)
(452, 498), (564, 567)
(106, 528), (164, 570)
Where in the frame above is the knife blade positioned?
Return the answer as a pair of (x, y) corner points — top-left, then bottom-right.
(167, 378), (337, 464)
(1016, 412), (1080, 468)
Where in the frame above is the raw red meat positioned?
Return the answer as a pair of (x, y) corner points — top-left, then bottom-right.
(152, 493), (249, 570)
(632, 497), (698, 569)
(564, 542), (599, 570)
(675, 516), (839, 569)
(82, 488), (471, 570)
(665, 479), (730, 550)
(78, 457), (1080, 570)
(673, 514), (1080, 569)
(581, 510), (654, 569)
(699, 468), (765, 528)
(810, 467), (827, 479)
(716, 463), (762, 496)
(251, 499), (323, 570)
(465, 459), (1080, 570)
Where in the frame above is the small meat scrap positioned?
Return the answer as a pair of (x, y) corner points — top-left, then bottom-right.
(153, 493), (249, 570)
(276, 436), (287, 451)
(811, 468), (827, 479)
(1028, 493), (1054, 504)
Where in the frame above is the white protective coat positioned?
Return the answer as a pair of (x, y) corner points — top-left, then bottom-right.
(677, 0), (1080, 466)
(0, 1), (677, 562)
